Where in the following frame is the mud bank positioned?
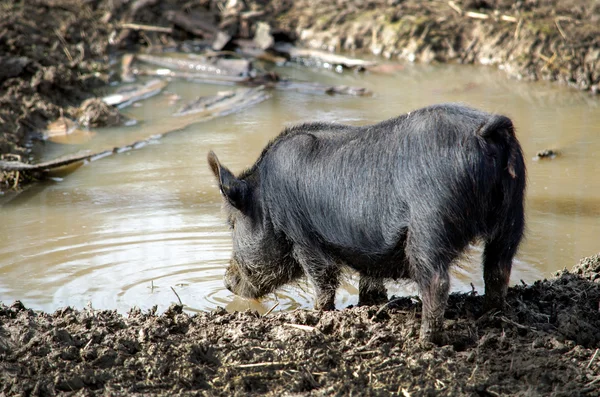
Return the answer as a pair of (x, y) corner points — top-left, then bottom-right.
(1, 254), (599, 396)
(274, 0), (600, 94)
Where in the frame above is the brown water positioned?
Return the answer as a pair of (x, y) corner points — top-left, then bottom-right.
(1, 63), (599, 315)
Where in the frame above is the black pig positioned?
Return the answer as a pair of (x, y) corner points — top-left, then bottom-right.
(208, 103), (525, 343)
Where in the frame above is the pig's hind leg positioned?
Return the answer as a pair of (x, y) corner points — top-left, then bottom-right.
(482, 224), (524, 311)
(406, 229), (458, 344)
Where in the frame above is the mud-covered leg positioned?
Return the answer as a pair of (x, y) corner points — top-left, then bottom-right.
(418, 270), (450, 344)
(483, 206), (524, 312)
(293, 248), (339, 311)
(482, 239), (519, 311)
(358, 275), (388, 306)
(311, 265), (339, 310)
(482, 243), (510, 311)
(405, 227), (455, 344)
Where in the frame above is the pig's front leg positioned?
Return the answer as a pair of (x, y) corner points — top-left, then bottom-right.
(293, 247), (339, 310)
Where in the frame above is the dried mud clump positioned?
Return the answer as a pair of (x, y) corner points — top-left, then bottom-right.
(76, 98), (127, 128)
(1, 254), (599, 396)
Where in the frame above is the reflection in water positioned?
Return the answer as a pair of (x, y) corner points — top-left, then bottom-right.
(0, 63), (599, 314)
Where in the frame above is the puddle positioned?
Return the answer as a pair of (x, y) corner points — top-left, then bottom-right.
(1, 63), (599, 314)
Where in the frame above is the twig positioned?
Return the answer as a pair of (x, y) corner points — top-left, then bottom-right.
(539, 52), (557, 71)
(373, 299), (397, 318)
(585, 375), (600, 387)
(514, 18), (523, 40)
(447, 1), (462, 15)
(470, 283), (477, 295)
(499, 316), (536, 331)
(372, 298), (415, 319)
(587, 348), (599, 369)
(54, 29), (73, 62)
(120, 23), (173, 33)
(83, 338), (93, 350)
(170, 286), (182, 305)
(554, 18), (568, 41)
(467, 364), (479, 383)
(465, 11), (489, 20)
(284, 323), (317, 332)
(235, 362), (290, 368)
(263, 301), (279, 316)
(500, 15), (517, 23)
(460, 37), (479, 63)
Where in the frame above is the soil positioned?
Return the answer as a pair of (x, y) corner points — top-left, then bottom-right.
(1, 254), (600, 396)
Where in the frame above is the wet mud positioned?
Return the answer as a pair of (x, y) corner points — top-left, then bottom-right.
(1, 254), (599, 396)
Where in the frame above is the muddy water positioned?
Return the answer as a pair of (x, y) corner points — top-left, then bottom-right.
(1, 63), (599, 315)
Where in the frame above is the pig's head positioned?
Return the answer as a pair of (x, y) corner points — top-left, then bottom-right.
(208, 151), (302, 300)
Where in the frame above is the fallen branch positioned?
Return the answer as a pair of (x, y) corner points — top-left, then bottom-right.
(372, 298), (415, 319)
(0, 87), (271, 175)
(137, 67), (371, 96)
(0, 150), (113, 173)
(113, 0), (160, 46)
(102, 79), (168, 108)
(501, 15), (518, 23)
(136, 68), (250, 84)
(165, 10), (220, 37)
(174, 86), (270, 117)
(136, 53), (251, 77)
(274, 43), (377, 69)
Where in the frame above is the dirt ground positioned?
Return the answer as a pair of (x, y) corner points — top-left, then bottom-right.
(1, 254), (599, 396)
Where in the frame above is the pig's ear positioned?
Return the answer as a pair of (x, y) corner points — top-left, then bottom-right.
(207, 151), (249, 211)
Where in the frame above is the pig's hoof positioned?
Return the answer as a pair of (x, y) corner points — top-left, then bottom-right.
(315, 301), (336, 311)
(483, 296), (506, 313)
(419, 328), (446, 346)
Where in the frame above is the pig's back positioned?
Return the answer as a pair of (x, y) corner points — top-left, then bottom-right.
(260, 104), (496, 256)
